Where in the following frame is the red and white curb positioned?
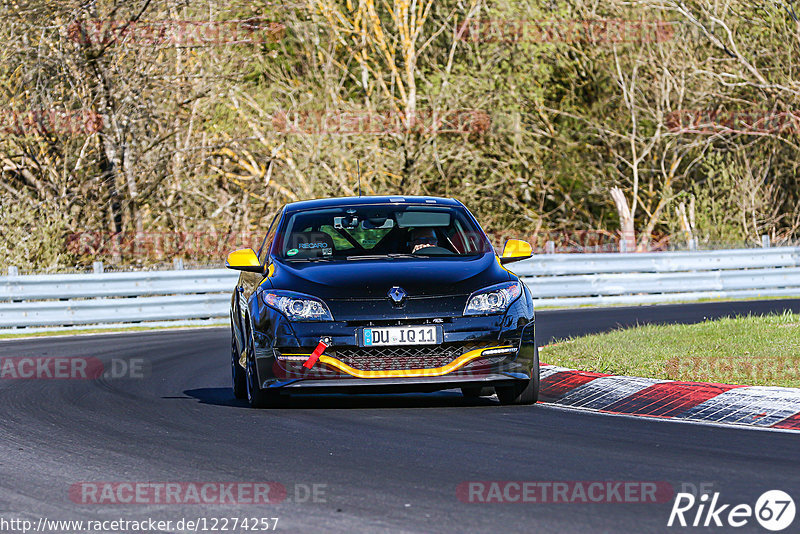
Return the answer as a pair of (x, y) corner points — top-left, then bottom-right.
(539, 364), (800, 431)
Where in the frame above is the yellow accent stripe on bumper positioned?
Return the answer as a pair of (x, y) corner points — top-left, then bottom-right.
(280, 345), (513, 379)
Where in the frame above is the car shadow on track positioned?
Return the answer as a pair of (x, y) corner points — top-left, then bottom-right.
(180, 387), (502, 409)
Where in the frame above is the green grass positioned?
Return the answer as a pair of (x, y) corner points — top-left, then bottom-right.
(0, 322), (226, 340)
(542, 311), (800, 387)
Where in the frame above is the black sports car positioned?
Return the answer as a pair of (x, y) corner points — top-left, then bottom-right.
(226, 196), (538, 407)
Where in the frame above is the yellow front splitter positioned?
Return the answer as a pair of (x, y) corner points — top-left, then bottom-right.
(280, 345), (514, 379)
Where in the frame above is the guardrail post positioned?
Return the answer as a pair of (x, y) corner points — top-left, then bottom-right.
(545, 241), (555, 254)
(7, 266), (18, 277)
(173, 258), (184, 270)
(93, 261), (104, 274)
(762, 235), (770, 248)
(619, 239), (627, 253)
(688, 239), (697, 251)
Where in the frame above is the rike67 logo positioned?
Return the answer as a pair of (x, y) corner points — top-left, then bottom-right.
(668, 490), (795, 531)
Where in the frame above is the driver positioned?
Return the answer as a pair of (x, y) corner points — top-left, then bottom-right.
(410, 228), (438, 253)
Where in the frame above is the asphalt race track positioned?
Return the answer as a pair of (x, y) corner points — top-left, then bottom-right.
(1, 300), (799, 533)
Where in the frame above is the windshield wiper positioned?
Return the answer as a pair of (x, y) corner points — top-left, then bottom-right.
(346, 253), (417, 260)
(386, 253), (418, 259)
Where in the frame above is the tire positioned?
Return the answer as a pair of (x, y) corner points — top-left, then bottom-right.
(244, 328), (281, 409)
(245, 348), (276, 408)
(231, 332), (247, 400)
(496, 345), (540, 405)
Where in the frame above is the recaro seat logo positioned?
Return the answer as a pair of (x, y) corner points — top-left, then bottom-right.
(668, 490), (795, 531)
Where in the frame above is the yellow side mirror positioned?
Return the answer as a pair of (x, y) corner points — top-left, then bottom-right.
(500, 239), (533, 264)
(225, 248), (263, 273)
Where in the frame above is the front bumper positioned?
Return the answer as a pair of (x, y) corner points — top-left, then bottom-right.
(250, 308), (536, 392)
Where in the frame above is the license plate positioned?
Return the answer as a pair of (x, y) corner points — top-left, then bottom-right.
(361, 325), (441, 346)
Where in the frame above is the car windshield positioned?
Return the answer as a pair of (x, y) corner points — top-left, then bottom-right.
(273, 204), (492, 260)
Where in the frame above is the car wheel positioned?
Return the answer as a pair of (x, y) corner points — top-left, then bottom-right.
(244, 332), (280, 409)
(496, 345), (540, 405)
(231, 332), (247, 400)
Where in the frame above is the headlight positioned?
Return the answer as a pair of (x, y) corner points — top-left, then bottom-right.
(260, 290), (333, 321)
(464, 281), (522, 316)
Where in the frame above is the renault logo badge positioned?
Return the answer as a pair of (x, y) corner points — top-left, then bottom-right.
(388, 286), (407, 304)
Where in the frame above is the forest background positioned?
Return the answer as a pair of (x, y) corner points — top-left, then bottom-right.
(2, 0), (799, 270)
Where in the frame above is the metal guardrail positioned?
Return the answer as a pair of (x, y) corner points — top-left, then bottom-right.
(1, 247), (799, 329)
(0, 270), (238, 328)
(513, 246), (800, 306)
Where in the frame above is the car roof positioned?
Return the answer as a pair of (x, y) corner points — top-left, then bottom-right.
(283, 195), (462, 213)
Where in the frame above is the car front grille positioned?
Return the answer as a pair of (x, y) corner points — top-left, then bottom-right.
(327, 342), (500, 372)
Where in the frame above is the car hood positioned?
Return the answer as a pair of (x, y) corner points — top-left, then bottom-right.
(267, 253), (510, 301)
